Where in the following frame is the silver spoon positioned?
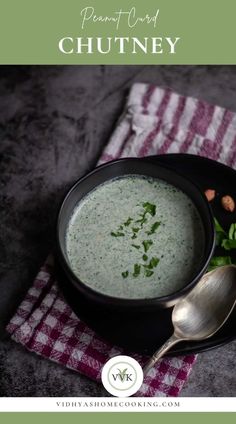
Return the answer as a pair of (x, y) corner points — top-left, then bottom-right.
(143, 265), (236, 375)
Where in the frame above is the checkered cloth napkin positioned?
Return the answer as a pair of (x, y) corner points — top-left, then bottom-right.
(7, 83), (236, 397)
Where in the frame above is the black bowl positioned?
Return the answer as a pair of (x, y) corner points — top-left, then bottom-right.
(56, 158), (215, 313)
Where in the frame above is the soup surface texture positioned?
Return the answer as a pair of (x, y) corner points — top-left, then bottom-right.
(66, 176), (205, 299)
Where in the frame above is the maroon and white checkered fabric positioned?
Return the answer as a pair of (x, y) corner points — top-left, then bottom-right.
(7, 83), (236, 396)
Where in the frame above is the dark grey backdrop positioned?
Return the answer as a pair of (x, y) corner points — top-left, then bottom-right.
(0, 66), (236, 396)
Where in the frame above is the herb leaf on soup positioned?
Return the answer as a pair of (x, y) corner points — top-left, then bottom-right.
(131, 227), (140, 239)
(143, 256), (159, 270)
(142, 240), (153, 253)
(110, 199), (161, 280)
(145, 269), (154, 277)
(124, 217), (133, 226)
(136, 213), (148, 227)
(133, 264), (141, 278)
(111, 231), (125, 237)
(146, 221), (161, 235)
(132, 244), (140, 250)
(149, 256), (160, 268)
(143, 202), (156, 216)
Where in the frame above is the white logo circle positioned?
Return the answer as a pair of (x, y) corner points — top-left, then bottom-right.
(101, 355), (143, 397)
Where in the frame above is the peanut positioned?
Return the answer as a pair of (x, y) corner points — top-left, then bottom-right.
(205, 189), (216, 202)
(221, 195), (235, 212)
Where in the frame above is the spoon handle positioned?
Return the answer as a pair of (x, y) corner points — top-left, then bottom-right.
(143, 334), (180, 375)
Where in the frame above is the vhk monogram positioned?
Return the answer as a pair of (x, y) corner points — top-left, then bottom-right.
(112, 368), (133, 382)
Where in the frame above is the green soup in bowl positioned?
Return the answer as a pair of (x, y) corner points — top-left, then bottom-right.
(66, 174), (205, 299)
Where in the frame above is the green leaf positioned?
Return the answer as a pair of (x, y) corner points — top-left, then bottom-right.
(221, 239), (236, 250)
(132, 227), (140, 233)
(228, 223), (236, 240)
(216, 232), (225, 246)
(132, 244), (140, 250)
(142, 254), (148, 261)
(214, 217), (226, 234)
(133, 264), (141, 278)
(136, 217), (147, 227)
(135, 202), (156, 227)
(146, 221), (161, 235)
(142, 202), (156, 216)
(145, 269), (154, 277)
(208, 255), (232, 271)
(111, 231), (125, 237)
(143, 257), (160, 269)
(214, 217), (226, 246)
(121, 271), (129, 278)
(123, 217), (133, 227)
(131, 227), (140, 239)
(213, 218), (236, 250)
(149, 257), (160, 268)
(210, 217), (236, 269)
(210, 256), (232, 266)
(142, 240), (153, 252)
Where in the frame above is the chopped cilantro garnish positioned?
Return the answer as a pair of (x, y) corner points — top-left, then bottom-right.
(145, 269), (154, 277)
(111, 231), (125, 237)
(132, 244), (140, 250)
(110, 201), (162, 280)
(136, 214), (148, 227)
(142, 202), (156, 216)
(124, 217), (133, 227)
(143, 257), (159, 269)
(142, 240), (153, 252)
(146, 221), (161, 235)
(133, 264), (141, 278)
(149, 256), (159, 268)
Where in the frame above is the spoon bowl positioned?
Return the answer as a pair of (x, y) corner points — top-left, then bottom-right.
(143, 265), (236, 374)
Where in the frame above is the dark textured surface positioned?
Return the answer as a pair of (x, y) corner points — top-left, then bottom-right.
(0, 65), (236, 396)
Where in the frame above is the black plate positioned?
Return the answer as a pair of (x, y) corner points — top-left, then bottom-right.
(56, 154), (236, 356)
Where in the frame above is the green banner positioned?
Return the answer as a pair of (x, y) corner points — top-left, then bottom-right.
(0, 0), (236, 64)
(0, 413), (236, 424)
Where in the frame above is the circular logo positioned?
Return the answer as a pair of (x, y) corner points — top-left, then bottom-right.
(101, 355), (143, 397)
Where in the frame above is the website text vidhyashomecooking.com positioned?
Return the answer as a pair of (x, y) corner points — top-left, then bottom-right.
(55, 400), (181, 409)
